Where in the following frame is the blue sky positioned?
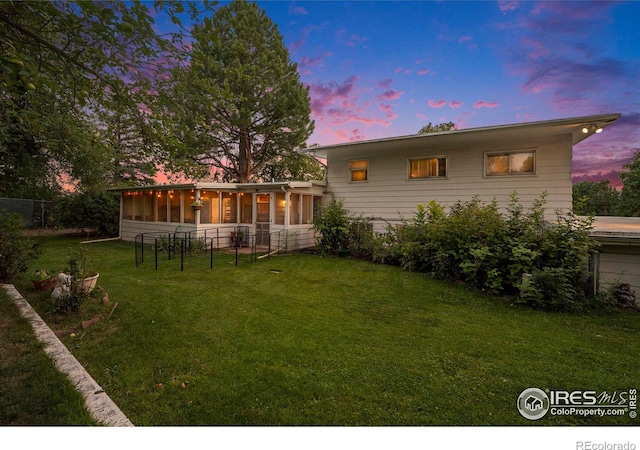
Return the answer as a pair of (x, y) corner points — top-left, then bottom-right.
(248, 1), (640, 184)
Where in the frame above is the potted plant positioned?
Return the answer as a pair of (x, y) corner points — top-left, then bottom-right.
(191, 197), (203, 210)
(231, 229), (244, 247)
(32, 269), (57, 292)
(67, 246), (99, 294)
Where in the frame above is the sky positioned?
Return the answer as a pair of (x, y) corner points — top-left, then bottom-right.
(242, 0), (640, 185)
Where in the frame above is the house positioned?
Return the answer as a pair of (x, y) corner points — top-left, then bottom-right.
(302, 112), (639, 302)
(112, 181), (325, 250)
(303, 113), (621, 230)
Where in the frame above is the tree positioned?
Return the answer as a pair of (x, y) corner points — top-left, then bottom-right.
(253, 150), (325, 182)
(418, 121), (456, 134)
(572, 180), (621, 216)
(619, 149), (640, 216)
(163, 0), (314, 183)
(0, 1), (217, 195)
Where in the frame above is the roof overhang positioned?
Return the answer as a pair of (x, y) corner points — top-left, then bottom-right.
(109, 180), (326, 193)
(300, 113), (621, 158)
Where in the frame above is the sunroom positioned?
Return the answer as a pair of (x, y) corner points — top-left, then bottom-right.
(112, 181), (325, 251)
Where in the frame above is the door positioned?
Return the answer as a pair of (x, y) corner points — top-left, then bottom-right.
(256, 194), (270, 246)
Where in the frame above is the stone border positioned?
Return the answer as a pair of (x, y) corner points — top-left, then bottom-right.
(2, 284), (134, 426)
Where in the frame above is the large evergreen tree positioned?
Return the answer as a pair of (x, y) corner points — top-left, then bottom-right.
(163, 0), (314, 183)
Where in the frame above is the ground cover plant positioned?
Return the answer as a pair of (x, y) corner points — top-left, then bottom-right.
(8, 236), (640, 425)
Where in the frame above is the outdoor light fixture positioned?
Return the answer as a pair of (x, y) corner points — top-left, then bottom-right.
(582, 125), (604, 134)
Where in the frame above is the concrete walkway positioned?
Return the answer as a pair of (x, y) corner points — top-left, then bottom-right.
(2, 284), (134, 427)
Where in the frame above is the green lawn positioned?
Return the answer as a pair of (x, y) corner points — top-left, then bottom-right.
(0, 287), (96, 425)
(7, 236), (640, 425)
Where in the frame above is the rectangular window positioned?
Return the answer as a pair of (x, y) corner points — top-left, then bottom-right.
(486, 151), (535, 176)
(222, 192), (237, 223)
(142, 192), (155, 221)
(183, 190), (196, 224)
(301, 195), (313, 224)
(169, 191), (181, 223)
(200, 190), (219, 224)
(275, 192), (285, 225)
(123, 193), (134, 220)
(157, 191), (168, 222)
(349, 159), (368, 182)
(408, 157), (447, 179)
(240, 193), (252, 224)
(290, 194), (300, 225)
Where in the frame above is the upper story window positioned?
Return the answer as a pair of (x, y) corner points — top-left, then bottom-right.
(486, 151), (535, 176)
(349, 159), (368, 182)
(408, 157), (447, 179)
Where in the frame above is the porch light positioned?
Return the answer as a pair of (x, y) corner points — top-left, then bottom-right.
(582, 125), (604, 134)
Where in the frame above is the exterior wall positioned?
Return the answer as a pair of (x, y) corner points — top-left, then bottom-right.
(597, 246), (640, 299)
(120, 220), (198, 243)
(325, 135), (573, 228)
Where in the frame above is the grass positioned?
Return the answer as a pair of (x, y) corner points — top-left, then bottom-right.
(0, 288), (96, 425)
(5, 235), (640, 425)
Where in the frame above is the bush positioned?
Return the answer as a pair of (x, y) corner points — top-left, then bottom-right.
(335, 194), (600, 311)
(0, 211), (41, 282)
(312, 200), (352, 255)
(55, 190), (120, 235)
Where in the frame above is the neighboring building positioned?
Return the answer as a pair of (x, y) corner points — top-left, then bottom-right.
(112, 181), (325, 250)
(304, 113), (621, 230)
(591, 216), (640, 297)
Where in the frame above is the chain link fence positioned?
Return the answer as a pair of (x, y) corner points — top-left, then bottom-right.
(0, 197), (54, 228)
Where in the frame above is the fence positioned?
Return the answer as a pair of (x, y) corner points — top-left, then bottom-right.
(0, 197), (53, 227)
(134, 227), (318, 270)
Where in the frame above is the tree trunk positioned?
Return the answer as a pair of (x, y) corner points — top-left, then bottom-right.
(238, 128), (251, 183)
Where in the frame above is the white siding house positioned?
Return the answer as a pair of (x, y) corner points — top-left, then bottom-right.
(305, 114), (621, 229)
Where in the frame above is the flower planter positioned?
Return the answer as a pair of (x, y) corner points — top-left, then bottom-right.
(73, 273), (99, 294)
(32, 278), (56, 292)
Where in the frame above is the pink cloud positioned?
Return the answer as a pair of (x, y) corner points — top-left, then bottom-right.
(378, 78), (393, 89)
(335, 29), (368, 47)
(308, 76), (393, 128)
(298, 52), (332, 70)
(335, 129), (366, 142)
(458, 36), (472, 43)
(449, 100), (463, 109)
(288, 4), (308, 15)
(417, 69), (434, 76)
(428, 99), (447, 108)
(473, 101), (499, 109)
(377, 89), (404, 101)
(498, 1), (519, 12)
(395, 67), (411, 75)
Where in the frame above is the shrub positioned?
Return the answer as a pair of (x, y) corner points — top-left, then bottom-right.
(0, 211), (41, 282)
(336, 193), (600, 311)
(55, 190), (120, 235)
(312, 200), (351, 255)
